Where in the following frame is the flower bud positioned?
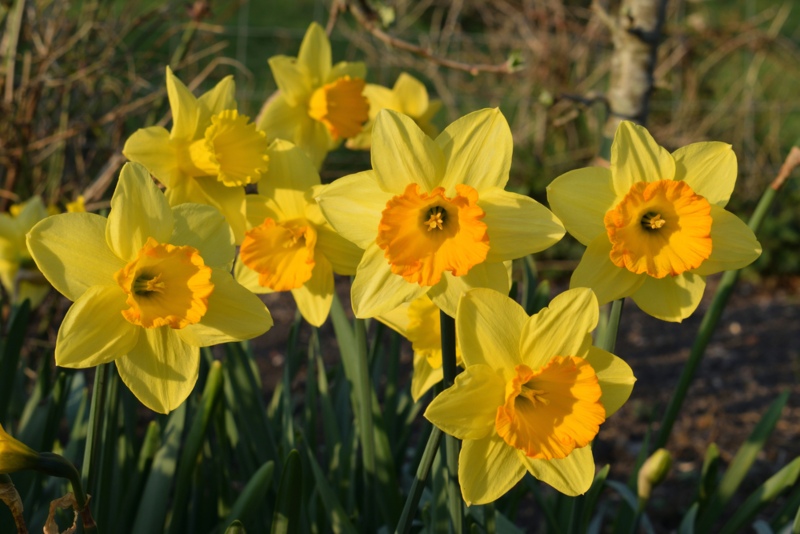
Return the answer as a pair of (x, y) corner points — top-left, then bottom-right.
(0, 424), (40, 474)
(637, 448), (672, 502)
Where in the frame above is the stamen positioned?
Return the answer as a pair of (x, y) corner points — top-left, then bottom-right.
(133, 273), (166, 295)
(519, 384), (549, 406)
(641, 212), (666, 230)
(425, 206), (446, 231)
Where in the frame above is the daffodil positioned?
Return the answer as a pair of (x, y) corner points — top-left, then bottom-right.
(425, 287), (635, 503)
(316, 108), (565, 318)
(0, 197), (52, 306)
(547, 121), (762, 322)
(346, 72), (441, 150)
(65, 196), (86, 213)
(27, 163), (273, 414)
(123, 67), (269, 243)
(257, 22), (369, 168)
(377, 294), (462, 401)
(0, 423), (39, 474)
(235, 139), (362, 327)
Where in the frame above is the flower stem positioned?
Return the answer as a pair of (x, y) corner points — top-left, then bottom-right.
(654, 183), (781, 450)
(354, 319), (377, 515)
(395, 426), (443, 534)
(82, 363), (108, 493)
(598, 299), (625, 353)
(440, 311), (463, 533)
(37, 452), (96, 532)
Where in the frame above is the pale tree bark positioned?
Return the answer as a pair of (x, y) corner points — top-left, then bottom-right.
(597, 0), (669, 150)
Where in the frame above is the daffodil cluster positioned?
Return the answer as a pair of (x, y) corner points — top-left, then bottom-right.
(0, 197), (52, 306)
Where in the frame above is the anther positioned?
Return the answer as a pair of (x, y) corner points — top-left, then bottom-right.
(641, 212), (666, 230)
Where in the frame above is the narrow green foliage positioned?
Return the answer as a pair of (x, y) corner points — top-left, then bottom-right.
(697, 391), (789, 531)
(271, 450), (302, 534)
(304, 445), (356, 534)
(396, 426), (443, 534)
(214, 460), (275, 534)
(719, 457), (800, 534)
(0, 300), (30, 425)
(698, 443), (721, 508)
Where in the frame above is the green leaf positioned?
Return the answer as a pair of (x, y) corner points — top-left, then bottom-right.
(305, 445), (357, 534)
(271, 450), (302, 534)
(698, 443), (720, 507)
(224, 520), (247, 534)
(0, 300), (30, 425)
(215, 460), (275, 534)
(720, 457), (800, 534)
(678, 503), (698, 534)
(698, 391), (789, 530)
(752, 519), (775, 534)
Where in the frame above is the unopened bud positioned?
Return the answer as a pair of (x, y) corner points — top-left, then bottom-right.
(637, 448), (672, 502)
(0, 424), (40, 474)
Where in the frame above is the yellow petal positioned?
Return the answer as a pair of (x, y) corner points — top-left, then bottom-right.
(170, 203), (235, 270)
(167, 176), (246, 244)
(291, 253), (333, 327)
(424, 364), (505, 440)
(268, 56), (313, 107)
(27, 213), (125, 301)
(375, 301), (410, 335)
(296, 113), (334, 169)
(245, 193), (284, 229)
(233, 255), (271, 294)
(437, 108), (513, 194)
(197, 75), (236, 117)
(258, 140), (319, 219)
(16, 283), (50, 308)
(55, 285), (139, 368)
(176, 268), (273, 347)
(570, 234), (645, 305)
(165, 66), (199, 141)
(519, 287), (598, 369)
(631, 272), (705, 322)
(122, 127), (183, 189)
(116, 327), (199, 414)
(344, 84), (396, 150)
(328, 61), (366, 83)
(455, 288), (526, 381)
(410, 350), (443, 402)
(297, 22), (331, 86)
(255, 94), (305, 149)
(394, 73), (429, 117)
(585, 346), (636, 417)
(691, 205), (761, 276)
(459, 434), (526, 506)
(611, 121), (676, 197)
(371, 109), (444, 193)
(673, 141), (736, 207)
(428, 261), (509, 319)
(315, 171), (389, 249)
(351, 243), (426, 318)
(106, 163), (173, 262)
(546, 166), (617, 246)
(519, 444), (594, 496)
(315, 223), (363, 276)
(480, 187), (565, 262)
(13, 196), (48, 229)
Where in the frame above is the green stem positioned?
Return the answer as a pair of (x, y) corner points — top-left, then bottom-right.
(654, 185), (779, 450)
(598, 299), (624, 353)
(82, 363), (108, 493)
(440, 311), (463, 533)
(395, 427), (443, 534)
(354, 319), (377, 514)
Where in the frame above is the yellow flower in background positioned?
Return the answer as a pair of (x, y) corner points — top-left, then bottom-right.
(0, 197), (52, 307)
(425, 288), (635, 504)
(257, 22), (369, 168)
(377, 294), (462, 402)
(346, 72), (441, 150)
(65, 195), (86, 213)
(0, 423), (39, 474)
(547, 121), (762, 322)
(316, 108), (564, 318)
(235, 140), (362, 327)
(27, 163), (273, 414)
(123, 66), (269, 243)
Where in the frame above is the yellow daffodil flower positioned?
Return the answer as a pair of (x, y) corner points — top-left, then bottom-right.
(257, 22), (369, 168)
(0, 197), (52, 306)
(0, 423), (39, 474)
(316, 108), (565, 318)
(26, 163), (273, 414)
(547, 121), (762, 322)
(235, 139), (362, 327)
(65, 196), (86, 213)
(346, 72), (441, 150)
(425, 287), (635, 503)
(377, 294), (462, 402)
(123, 67), (269, 244)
